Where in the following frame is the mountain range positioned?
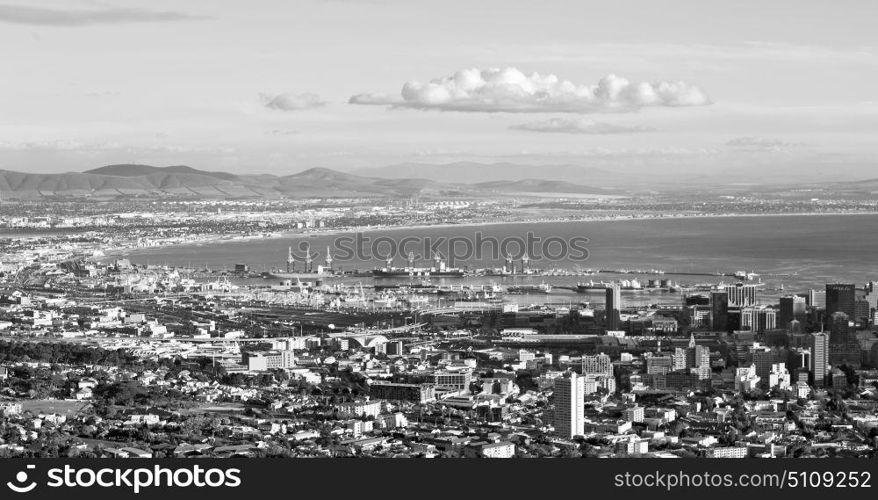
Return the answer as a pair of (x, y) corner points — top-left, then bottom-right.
(0, 164), (617, 200)
(2, 163), (872, 201)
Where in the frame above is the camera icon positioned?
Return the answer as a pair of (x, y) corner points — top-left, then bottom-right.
(6, 464), (37, 493)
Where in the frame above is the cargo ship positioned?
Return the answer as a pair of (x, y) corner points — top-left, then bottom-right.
(436, 284), (503, 301)
(576, 279), (643, 292)
(263, 245), (335, 279)
(507, 283), (552, 294)
(482, 253), (536, 276)
(577, 278), (684, 293)
(372, 253), (465, 278)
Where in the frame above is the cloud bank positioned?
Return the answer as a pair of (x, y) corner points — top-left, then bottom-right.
(511, 117), (653, 134)
(726, 136), (805, 152)
(261, 93), (327, 111)
(0, 4), (204, 26)
(349, 67), (711, 113)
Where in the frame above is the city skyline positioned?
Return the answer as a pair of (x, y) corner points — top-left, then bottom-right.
(3, 0), (878, 470)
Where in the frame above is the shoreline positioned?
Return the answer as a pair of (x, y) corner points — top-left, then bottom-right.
(113, 210), (878, 260)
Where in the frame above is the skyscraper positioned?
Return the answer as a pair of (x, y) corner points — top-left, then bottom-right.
(605, 284), (621, 331)
(753, 348), (774, 380)
(553, 373), (585, 439)
(711, 291), (729, 332)
(725, 282), (758, 307)
(828, 312), (860, 367)
(672, 348), (687, 371)
(797, 290), (817, 307)
(810, 332), (829, 387)
(826, 283), (856, 318)
(855, 299), (871, 325)
(779, 295), (807, 329)
(741, 306), (776, 332)
(685, 334), (712, 380)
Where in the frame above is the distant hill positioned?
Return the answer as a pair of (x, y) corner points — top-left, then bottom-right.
(0, 166), (249, 200)
(84, 164), (241, 181)
(0, 165), (443, 199)
(0, 164), (619, 200)
(274, 167), (442, 197)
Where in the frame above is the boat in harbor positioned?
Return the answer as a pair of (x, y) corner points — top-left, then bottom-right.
(507, 283), (552, 294)
(372, 253), (465, 278)
(576, 279), (643, 292)
(263, 245), (335, 279)
(436, 283), (504, 301)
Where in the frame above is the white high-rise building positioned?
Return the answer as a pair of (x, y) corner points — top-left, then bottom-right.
(725, 282), (759, 307)
(582, 353), (613, 377)
(768, 363), (791, 391)
(810, 332), (829, 387)
(734, 364), (761, 393)
(554, 373), (585, 439)
(605, 284), (621, 330)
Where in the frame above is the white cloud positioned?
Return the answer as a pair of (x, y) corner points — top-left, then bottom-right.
(261, 92), (327, 111)
(349, 67), (711, 113)
(511, 117), (653, 134)
(726, 136), (805, 152)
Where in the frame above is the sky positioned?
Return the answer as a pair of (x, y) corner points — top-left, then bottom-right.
(0, 0), (877, 180)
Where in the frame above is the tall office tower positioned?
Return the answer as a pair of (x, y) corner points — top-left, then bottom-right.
(779, 295), (807, 329)
(582, 353), (613, 377)
(711, 291), (729, 332)
(810, 332), (829, 387)
(753, 348), (774, 380)
(605, 284), (621, 331)
(741, 307), (758, 332)
(797, 291), (817, 307)
(742, 307), (777, 332)
(828, 312), (860, 367)
(684, 336), (710, 367)
(763, 308), (776, 331)
(685, 335), (712, 380)
(672, 348), (687, 371)
(855, 299), (871, 325)
(553, 373), (585, 439)
(725, 282), (758, 307)
(727, 308), (742, 331)
(826, 283), (856, 318)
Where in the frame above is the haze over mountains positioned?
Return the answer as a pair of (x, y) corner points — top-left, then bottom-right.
(0, 164), (618, 200)
(352, 162), (618, 185)
(0, 163), (874, 200)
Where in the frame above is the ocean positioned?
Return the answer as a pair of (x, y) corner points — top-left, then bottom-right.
(119, 214), (878, 306)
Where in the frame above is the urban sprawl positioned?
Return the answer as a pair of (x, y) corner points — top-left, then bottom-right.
(1, 200), (878, 459)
